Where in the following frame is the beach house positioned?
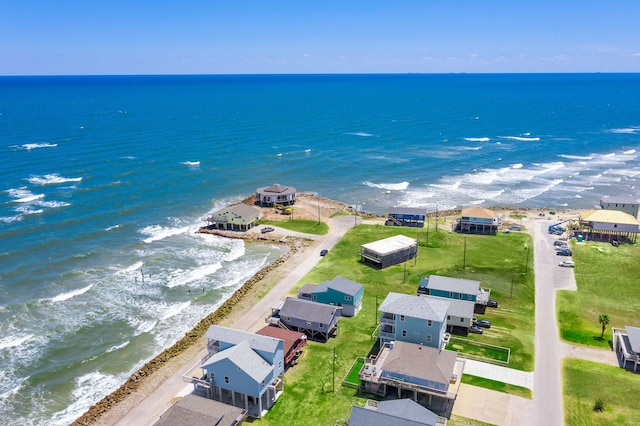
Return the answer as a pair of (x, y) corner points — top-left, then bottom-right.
(205, 203), (261, 232)
(154, 394), (248, 426)
(612, 325), (640, 372)
(255, 326), (306, 368)
(182, 325), (285, 418)
(600, 196), (639, 219)
(417, 275), (491, 314)
(359, 340), (465, 412)
(296, 275), (364, 317)
(360, 234), (418, 269)
(347, 398), (447, 426)
(267, 297), (341, 341)
(386, 207), (427, 228)
(455, 207), (500, 235)
(255, 184), (297, 207)
(578, 209), (639, 244)
(378, 292), (449, 349)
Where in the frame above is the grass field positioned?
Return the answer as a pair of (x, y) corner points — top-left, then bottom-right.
(557, 241), (640, 348)
(254, 222), (535, 425)
(564, 358), (640, 425)
(259, 218), (329, 235)
(461, 375), (532, 399)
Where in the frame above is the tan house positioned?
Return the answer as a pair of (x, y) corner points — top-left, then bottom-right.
(205, 203), (261, 231)
(579, 209), (639, 243)
(455, 207), (500, 235)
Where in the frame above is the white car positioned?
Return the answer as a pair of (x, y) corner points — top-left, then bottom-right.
(559, 260), (575, 268)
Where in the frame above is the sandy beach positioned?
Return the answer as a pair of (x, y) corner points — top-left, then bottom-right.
(72, 196), (585, 426)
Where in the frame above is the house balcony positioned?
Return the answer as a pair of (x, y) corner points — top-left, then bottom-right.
(379, 324), (395, 341)
(380, 313), (395, 326)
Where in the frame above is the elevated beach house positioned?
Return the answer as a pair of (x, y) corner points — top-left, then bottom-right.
(455, 207), (500, 235)
(360, 234), (418, 269)
(418, 275), (491, 314)
(205, 203), (261, 232)
(578, 209), (639, 244)
(600, 196), (639, 219)
(359, 340), (465, 412)
(182, 325), (285, 419)
(612, 326), (640, 372)
(255, 326), (306, 368)
(256, 184), (297, 207)
(296, 275), (364, 317)
(386, 206), (427, 228)
(378, 292), (450, 349)
(154, 394), (248, 426)
(267, 297), (341, 341)
(347, 398), (447, 426)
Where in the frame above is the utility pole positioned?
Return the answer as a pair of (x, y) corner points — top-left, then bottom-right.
(463, 237), (467, 270)
(435, 204), (439, 232)
(524, 246), (530, 275)
(317, 203), (321, 224)
(511, 272), (515, 298)
(414, 233), (419, 267)
(332, 346), (336, 392)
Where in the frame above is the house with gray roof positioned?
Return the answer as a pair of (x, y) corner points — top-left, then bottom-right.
(378, 292), (449, 349)
(182, 325), (285, 418)
(154, 394), (248, 426)
(418, 275), (491, 314)
(296, 275), (364, 317)
(256, 184), (297, 207)
(269, 297), (341, 341)
(348, 398), (446, 426)
(359, 341), (465, 412)
(205, 203), (261, 231)
(612, 325), (640, 372)
(600, 196), (639, 219)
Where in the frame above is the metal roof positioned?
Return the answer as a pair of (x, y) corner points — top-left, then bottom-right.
(279, 297), (341, 323)
(205, 325), (281, 354)
(153, 394), (246, 426)
(317, 276), (364, 297)
(348, 399), (438, 426)
(461, 207), (495, 219)
(580, 209), (640, 225)
(256, 184), (296, 194)
(202, 340), (273, 383)
(422, 275), (481, 295)
(378, 292), (449, 322)
(214, 203), (260, 218)
(626, 326), (640, 353)
(422, 295), (475, 318)
(361, 235), (417, 256)
(382, 340), (458, 386)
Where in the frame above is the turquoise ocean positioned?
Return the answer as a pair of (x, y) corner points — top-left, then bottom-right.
(1, 74), (640, 424)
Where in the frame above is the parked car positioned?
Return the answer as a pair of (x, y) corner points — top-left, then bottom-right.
(559, 260), (575, 268)
(553, 240), (568, 247)
(261, 226), (275, 234)
(320, 249), (328, 256)
(554, 244), (569, 251)
(487, 299), (499, 308)
(556, 248), (572, 256)
(468, 325), (483, 334)
(473, 319), (492, 328)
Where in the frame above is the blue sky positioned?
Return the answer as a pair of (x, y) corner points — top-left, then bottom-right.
(3, 1), (640, 75)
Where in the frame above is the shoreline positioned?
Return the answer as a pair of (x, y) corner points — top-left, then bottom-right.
(72, 197), (585, 425)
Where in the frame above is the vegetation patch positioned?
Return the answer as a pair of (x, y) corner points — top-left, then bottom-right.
(564, 358), (640, 425)
(260, 218), (329, 235)
(447, 337), (510, 365)
(461, 375), (532, 399)
(557, 242), (640, 348)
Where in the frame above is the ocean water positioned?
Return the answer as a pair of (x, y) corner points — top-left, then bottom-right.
(1, 73), (639, 424)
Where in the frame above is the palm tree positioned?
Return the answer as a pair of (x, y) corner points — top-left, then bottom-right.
(598, 314), (610, 339)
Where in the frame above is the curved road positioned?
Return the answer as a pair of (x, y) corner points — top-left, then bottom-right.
(113, 215), (359, 426)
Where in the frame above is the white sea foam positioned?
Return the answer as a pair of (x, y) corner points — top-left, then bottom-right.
(511, 163), (524, 169)
(623, 149), (637, 155)
(123, 261), (144, 273)
(20, 143), (58, 150)
(363, 181), (410, 191)
(39, 200), (70, 208)
(141, 225), (190, 244)
(455, 146), (483, 151)
(609, 127), (639, 134)
(166, 263), (223, 288)
(50, 285), (92, 302)
(0, 334), (33, 350)
(105, 224), (121, 231)
(345, 132), (374, 137)
(7, 188), (45, 203)
(26, 174), (83, 185)
(105, 341), (130, 353)
(160, 301), (191, 321)
(559, 154), (593, 160)
(498, 136), (541, 142)
(181, 161), (200, 167)
(0, 215), (23, 223)
(463, 137), (490, 142)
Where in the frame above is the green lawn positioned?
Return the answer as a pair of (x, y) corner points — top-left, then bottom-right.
(447, 338), (511, 364)
(461, 375), (532, 399)
(254, 223), (535, 425)
(564, 358), (640, 425)
(259, 218), (329, 235)
(557, 241), (640, 348)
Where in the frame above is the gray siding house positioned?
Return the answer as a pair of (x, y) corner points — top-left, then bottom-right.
(268, 297), (341, 341)
(360, 235), (418, 269)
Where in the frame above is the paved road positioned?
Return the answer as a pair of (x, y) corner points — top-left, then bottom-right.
(526, 218), (565, 426)
(113, 215), (359, 426)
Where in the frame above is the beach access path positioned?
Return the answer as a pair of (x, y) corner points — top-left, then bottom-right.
(112, 215), (360, 426)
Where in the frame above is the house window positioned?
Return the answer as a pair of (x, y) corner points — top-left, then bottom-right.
(320, 323), (324, 328)
(427, 334), (432, 342)
(447, 315), (451, 320)
(307, 320), (312, 326)
(449, 292), (453, 298)
(345, 295), (352, 301)
(402, 330), (407, 337)
(400, 315), (405, 322)
(224, 376), (230, 384)
(460, 317), (464, 322)
(284, 316), (291, 321)
(279, 361), (282, 368)
(427, 320), (432, 327)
